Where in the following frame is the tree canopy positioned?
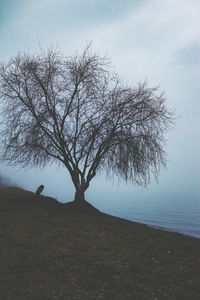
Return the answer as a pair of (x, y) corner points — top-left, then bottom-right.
(0, 46), (173, 202)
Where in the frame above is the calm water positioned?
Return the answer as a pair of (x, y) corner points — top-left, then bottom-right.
(89, 184), (200, 239)
(105, 206), (200, 239)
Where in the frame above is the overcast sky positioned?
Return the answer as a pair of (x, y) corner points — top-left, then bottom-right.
(0, 0), (199, 208)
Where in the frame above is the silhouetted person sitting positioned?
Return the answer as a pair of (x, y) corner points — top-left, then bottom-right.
(35, 184), (44, 196)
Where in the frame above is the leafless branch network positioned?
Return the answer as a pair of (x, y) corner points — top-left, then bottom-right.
(0, 46), (174, 202)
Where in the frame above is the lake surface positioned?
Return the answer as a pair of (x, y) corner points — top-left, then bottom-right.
(103, 205), (200, 239)
(89, 185), (200, 239)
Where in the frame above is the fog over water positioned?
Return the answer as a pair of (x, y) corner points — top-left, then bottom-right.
(0, 0), (199, 237)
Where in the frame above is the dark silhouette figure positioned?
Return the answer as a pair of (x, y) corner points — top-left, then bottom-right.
(35, 185), (44, 196)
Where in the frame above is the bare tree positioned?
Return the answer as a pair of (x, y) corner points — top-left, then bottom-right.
(0, 46), (173, 204)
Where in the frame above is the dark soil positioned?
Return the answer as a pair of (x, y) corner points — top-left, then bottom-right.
(0, 186), (200, 300)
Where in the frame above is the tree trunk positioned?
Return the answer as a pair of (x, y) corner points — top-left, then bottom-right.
(74, 188), (86, 204)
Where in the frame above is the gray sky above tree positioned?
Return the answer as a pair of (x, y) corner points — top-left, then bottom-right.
(0, 0), (199, 203)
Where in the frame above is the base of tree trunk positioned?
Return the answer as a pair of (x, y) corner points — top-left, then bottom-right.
(74, 190), (86, 203)
(64, 199), (100, 214)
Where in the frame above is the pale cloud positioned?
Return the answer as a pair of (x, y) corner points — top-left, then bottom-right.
(1, 0), (199, 77)
(0, 0), (136, 58)
(86, 0), (200, 83)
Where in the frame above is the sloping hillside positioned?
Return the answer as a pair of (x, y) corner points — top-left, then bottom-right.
(0, 186), (200, 299)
